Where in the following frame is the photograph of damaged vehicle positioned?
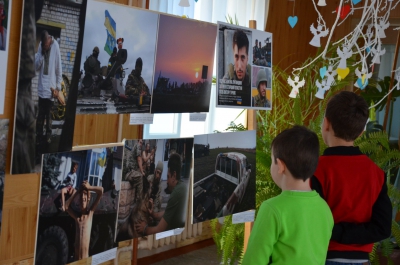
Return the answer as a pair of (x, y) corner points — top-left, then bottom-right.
(192, 131), (256, 224)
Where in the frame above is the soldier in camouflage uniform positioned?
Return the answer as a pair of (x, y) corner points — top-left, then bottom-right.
(252, 68), (271, 108)
(12, 0), (37, 174)
(125, 57), (150, 97)
(147, 161), (163, 213)
(126, 139), (145, 201)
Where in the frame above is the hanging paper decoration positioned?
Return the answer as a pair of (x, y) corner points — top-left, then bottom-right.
(377, 18), (390, 38)
(315, 79), (330, 99)
(319, 66), (327, 79)
(288, 75), (305, 98)
(289, 0), (397, 101)
(309, 23), (329, 47)
(288, 0), (298, 28)
(354, 68), (372, 90)
(288, 16), (298, 28)
(336, 5), (351, 20)
(325, 65), (337, 86)
(337, 45), (352, 69)
(371, 40), (386, 65)
(365, 24), (374, 53)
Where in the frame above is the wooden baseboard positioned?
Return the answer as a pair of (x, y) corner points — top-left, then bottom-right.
(137, 238), (215, 265)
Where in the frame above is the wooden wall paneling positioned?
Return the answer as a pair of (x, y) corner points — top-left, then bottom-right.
(120, 114), (142, 140)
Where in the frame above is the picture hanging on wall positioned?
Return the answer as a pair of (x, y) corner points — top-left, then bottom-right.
(216, 21), (273, 110)
(0, 0), (12, 114)
(0, 119), (9, 235)
(11, 0), (88, 174)
(77, 0), (159, 114)
(150, 14), (217, 113)
(116, 138), (193, 241)
(34, 146), (123, 265)
(192, 130), (256, 224)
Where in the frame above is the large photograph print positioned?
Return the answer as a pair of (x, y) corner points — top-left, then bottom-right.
(77, 0), (158, 114)
(35, 147), (123, 265)
(0, 0), (11, 114)
(117, 138), (193, 241)
(192, 130), (256, 224)
(217, 21), (273, 110)
(151, 14), (217, 113)
(0, 119), (9, 235)
(12, 0), (87, 174)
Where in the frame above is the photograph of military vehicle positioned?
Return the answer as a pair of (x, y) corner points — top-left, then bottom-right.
(77, 0), (158, 114)
(193, 131), (256, 224)
(35, 147), (123, 265)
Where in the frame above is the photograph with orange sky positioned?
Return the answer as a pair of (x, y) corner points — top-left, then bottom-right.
(151, 14), (217, 113)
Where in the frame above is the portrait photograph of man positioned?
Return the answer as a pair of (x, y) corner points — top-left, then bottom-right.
(217, 22), (252, 108)
(217, 21), (273, 110)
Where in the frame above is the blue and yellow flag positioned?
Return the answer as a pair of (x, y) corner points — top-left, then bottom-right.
(104, 10), (116, 55)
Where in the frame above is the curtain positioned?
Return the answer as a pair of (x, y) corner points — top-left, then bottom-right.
(149, 0), (269, 31)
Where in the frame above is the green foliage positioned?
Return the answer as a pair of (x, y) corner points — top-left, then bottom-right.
(210, 216), (244, 265)
(355, 131), (400, 173)
(225, 14), (239, 25)
(361, 76), (400, 112)
(224, 121), (247, 132)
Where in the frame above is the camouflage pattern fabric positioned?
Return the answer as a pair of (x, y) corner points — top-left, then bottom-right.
(147, 174), (161, 213)
(252, 94), (271, 108)
(131, 143), (141, 171)
(126, 169), (142, 202)
(125, 70), (149, 96)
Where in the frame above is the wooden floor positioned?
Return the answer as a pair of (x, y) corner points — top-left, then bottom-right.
(137, 238), (218, 265)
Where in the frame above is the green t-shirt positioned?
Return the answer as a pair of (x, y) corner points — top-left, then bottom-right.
(163, 181), (188, 230)
(242, 190), (333, 265)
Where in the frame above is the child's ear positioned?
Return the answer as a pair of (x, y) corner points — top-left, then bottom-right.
(323, 117), (331, 132)
(276, 158), (286, 174)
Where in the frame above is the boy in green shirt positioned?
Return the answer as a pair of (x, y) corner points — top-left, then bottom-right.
(243, 126), (333, 265)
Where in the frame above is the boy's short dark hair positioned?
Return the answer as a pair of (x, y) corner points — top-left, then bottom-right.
(325, 91), (368, 141)
(168, 153), (182, 180)
(271, 126), (319, 181)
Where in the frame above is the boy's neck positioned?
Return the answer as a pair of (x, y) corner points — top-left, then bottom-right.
(327, 135), (354, 147)
(280, 175), (312, 191)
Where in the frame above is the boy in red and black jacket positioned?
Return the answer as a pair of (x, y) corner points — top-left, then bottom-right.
(311, 91), (392, 265)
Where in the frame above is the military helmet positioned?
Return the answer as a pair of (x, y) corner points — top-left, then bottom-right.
(256, 69), (268, 89)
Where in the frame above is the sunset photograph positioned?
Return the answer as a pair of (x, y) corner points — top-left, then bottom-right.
(151, 14), (217, 113)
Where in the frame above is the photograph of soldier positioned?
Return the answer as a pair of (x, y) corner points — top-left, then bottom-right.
(150, 14), (217, 113)
(193, 131), (256, 224)
(0, 0), (8, 51)
(0, 119), (9, 235)
(12, 0), (87, 174)
(251, 66), (272, 109)
(35, 147), (123, 265)
(78, 0), (158, 114)
(117, 138), (193, 241)
(0, 0), (10, 115)
(252, 29), (272, 68)
(217, 22), (252, 107)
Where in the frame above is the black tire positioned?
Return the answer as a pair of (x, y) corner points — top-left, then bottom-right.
(89, 223), (114, 256)
(36, 225), (69, 265)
